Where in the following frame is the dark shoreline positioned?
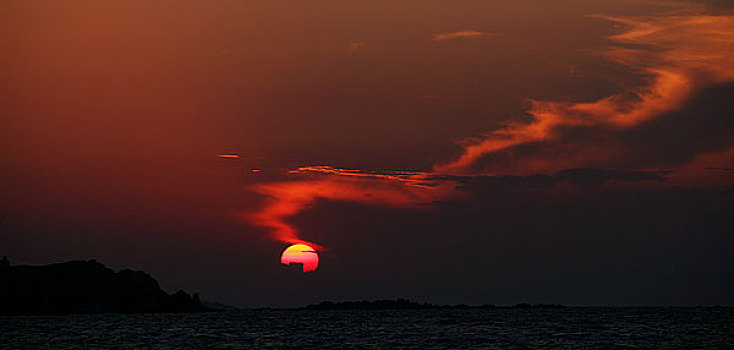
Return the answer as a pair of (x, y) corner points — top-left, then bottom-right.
(0, 259), (209, 315)
(250, 300), (731, 311)
(296, 299), (565, 311)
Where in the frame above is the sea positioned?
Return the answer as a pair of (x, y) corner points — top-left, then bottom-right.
(1, 307), (732, 349)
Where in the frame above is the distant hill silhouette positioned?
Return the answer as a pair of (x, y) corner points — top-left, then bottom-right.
(300, 299), (565, 310)
(0, 259), (209, 315)
(202, 301), (240, 311)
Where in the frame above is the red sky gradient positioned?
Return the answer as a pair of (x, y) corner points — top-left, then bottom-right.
(2, 0), (733, 306)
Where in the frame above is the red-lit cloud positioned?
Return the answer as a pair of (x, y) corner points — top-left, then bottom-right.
(436, 12), (734, 175)
(246, 8), (734, 249)
(217, 154), (240, 159)
(246, 167), (463, 249)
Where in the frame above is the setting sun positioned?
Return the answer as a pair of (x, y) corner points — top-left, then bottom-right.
(280, 244), (319, 273)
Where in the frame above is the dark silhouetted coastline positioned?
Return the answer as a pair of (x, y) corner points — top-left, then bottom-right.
(0, 259), (209, 315)
(298, 299), (565, 310)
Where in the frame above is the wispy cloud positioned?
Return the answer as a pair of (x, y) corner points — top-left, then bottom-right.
(432, 30), (493, 41)
(246, 167), (463, 249)
(245, 8), (734, 249)
(245, 166), (671, 248)
(435, 13), (734, 175)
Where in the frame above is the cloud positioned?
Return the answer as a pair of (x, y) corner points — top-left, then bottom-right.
(437, 82), (734, 177)
(217, 154), (240, 159)
(245, 7), (734, 248)
(435, 12), (734, 175)
(453, 169), (668, 194)
(349, 41), (366, 51)
(245, 167), (463, 248)
(432, 30), (493, 41)
(666, 146), (734, 186)
(245, 165), (671, 246)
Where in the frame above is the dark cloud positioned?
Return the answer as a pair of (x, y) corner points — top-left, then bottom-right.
(684, 0), (734, 9)
(618, 83), (734, 167)
(443, 168), (668, 193)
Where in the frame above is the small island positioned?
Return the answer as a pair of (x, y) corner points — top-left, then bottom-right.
(0, 258), (209, 315)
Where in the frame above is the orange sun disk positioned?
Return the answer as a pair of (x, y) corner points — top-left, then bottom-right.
(280, 244), (319, 272)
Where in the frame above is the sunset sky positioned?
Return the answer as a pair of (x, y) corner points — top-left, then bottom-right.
(2, 0), (733, 307)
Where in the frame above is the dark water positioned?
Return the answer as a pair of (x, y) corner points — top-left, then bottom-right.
(1, 308), (732, 349)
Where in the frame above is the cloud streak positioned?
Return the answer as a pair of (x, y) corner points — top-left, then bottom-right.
(433, 30), (493, 41)
(246, 167), (463, 249)
(217, 154), (240, 159)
